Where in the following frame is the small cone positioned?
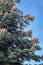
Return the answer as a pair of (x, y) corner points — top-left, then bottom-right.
(27, 30), (32, 36)
(33, 38), (39, 43)
(28, 16), (34, 21)
(4, 12), (8, 17)
(0, 28), (8, 34)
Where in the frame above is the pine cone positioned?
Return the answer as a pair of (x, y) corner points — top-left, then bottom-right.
(4, 12), (8, 17)
(27, 30), (32, 36)
(33, 38), (39, 43)
(0, 28), (8, 34)
(28, 16), (34, 20)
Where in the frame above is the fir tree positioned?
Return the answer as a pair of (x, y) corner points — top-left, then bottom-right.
(0, 0), (43, 65)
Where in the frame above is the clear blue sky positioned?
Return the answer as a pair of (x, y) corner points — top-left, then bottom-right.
(16, 0), (43, 64)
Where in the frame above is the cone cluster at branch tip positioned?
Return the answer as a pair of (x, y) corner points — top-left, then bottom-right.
(27, 30), (32, 36)
(26, 14), (35, 20)
(28, 16), (34, 20)
(4, 12), (8, 17)
(0, 28), (8, 34)
(33, 38), (39, 43)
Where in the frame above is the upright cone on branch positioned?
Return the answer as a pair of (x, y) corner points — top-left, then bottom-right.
(33, 38), (39, 43)
(0, 28), (8, 34)
(27, 15), (34, 21)
(4, 12), (8, 17)
(27, 30), (32, 36)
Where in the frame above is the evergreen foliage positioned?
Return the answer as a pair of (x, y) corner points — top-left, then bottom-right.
(0, 0), (43, 65)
